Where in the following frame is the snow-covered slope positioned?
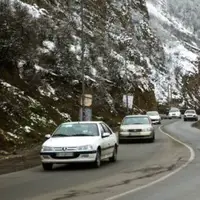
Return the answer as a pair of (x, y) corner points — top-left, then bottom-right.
(0, 0), (165, 152)
(146, 0), (199, 103)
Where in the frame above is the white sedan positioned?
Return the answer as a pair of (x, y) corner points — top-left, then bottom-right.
(119, 115), (155, 143)
(40, 121), (119, 170)
(183, 109), (198, 121)
(168, 108), (181, 119)
(146, 111), (161, 124)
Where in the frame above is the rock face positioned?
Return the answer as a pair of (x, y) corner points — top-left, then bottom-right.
(146, 0), (200, 106)
(0, 0), (165, 151)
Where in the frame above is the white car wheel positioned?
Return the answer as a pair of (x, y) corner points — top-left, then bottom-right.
(109, 146), (117, 162)
(148, 133), (155, 143)
(93, 149), (101, 168)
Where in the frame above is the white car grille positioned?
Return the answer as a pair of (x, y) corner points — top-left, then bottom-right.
(128, 129), (142, 132)
(54, 147), (77, 151)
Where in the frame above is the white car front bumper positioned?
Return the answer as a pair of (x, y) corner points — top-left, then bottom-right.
(168, 114), (181, 118)
(119, 131), (153, 140)
(184, 115), (198, 120)
(40, 151), (97, 164)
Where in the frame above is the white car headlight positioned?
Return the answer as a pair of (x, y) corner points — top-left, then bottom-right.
(41, 146), (54, 152)
(143, 127), (153, 131)
(78, 145), (93, 151)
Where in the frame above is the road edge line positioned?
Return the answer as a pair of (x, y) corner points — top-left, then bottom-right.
(105, 125), (195, 200)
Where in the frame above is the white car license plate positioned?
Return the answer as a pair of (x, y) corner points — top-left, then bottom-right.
(56, 152), (74, 157)
(130, 132), (140, 136)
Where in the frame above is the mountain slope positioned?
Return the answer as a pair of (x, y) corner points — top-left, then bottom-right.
(146, 0), (199, 105)
(0, 0), (165, 152)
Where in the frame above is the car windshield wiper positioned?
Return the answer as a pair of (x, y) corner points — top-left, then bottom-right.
(52, 134), (69, 137)
(72, 134), (95, 136)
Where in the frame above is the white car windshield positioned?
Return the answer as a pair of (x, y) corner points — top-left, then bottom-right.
(185, 110), (195, 114)
(147, 111), (159, 116)
(122, 117), (150, 125)
(52, 123), (99, 137)
(169, 109), (179, 113)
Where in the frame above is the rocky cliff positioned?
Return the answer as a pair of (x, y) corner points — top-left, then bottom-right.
(0, 0), (165, 152)
(146, 0), (200, 107)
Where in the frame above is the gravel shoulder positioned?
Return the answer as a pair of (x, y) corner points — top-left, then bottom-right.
(0, 145), (41, 175)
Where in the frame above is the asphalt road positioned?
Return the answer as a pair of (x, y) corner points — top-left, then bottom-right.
(115, 119), (200, 200)
(0, 120), (189, 200)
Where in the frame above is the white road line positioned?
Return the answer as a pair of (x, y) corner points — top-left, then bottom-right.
(105, 125), (195, 200)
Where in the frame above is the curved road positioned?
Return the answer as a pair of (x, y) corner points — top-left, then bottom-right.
(113, 119), (200, 200)
(0, 120), (191, 200)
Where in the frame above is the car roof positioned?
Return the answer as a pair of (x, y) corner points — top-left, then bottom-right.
(61, 121), (104, 125)
(170, 107), (179, 110)
(124, 115), (149, 118)
(147, 111), (158, 113)
(185, 109), (195, 112)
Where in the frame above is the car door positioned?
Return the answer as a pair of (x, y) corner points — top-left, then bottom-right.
(104, 123), (117, 146)
(101, 123), (114, 155)
(99, 124), (109, 158)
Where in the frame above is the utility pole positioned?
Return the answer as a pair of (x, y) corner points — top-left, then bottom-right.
(124, 49), (129, 114)
(80, 0), (85, 121)
(168, 83), (172, 108)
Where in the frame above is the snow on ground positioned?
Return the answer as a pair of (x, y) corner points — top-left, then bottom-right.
(38, 40), (57, 54)
(28, 96), (41, 105)
(30, 113), (47, 124)
(1, 78), (57, 103)
(54, 108), (71, 121)
(146, 0), (198, 102)
(34, 64), (49, 73)
(0, 79), (28, 100)
(49, 119), (57, 126)
(38, 83), (55, 97)
(7, 132), (19, 139)
(71, 80), (79, 85)
(97, 57), (108, 72)
(163, 43), (197, 73)
(147, 1), (193, 35)
(90, 67), (97, 76)
(24, 126), (33, 133)
(9, 0), (48, 18)
(146, 1), (171, 25)
(17, 60), (26, 78)
(84, 75), (96, 82)
(69, 36), (81, 54)
(0, 79), (20, 91)
(43, 41), (55, 51)
(34, 64), (58, 76)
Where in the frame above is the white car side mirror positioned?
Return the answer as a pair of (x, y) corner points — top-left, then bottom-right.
(45, 134), (51, 139)
(102, 132), (110, 138)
